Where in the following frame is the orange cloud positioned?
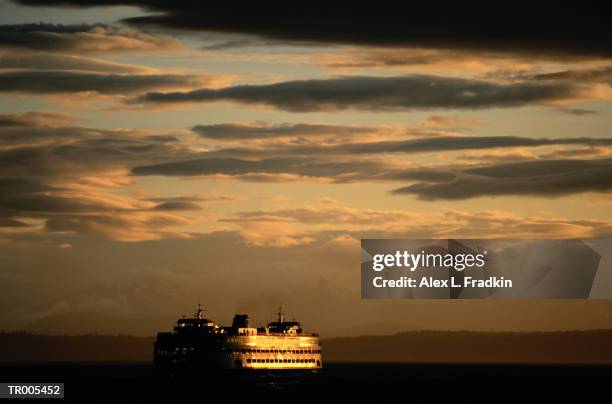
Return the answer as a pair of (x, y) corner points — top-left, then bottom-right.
(222, 199), (612, 246)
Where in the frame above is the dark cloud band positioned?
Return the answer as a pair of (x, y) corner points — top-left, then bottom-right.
(192, 123), (375, 140)
(135, 75), (580, 112)
(0, 70), (203, 95)
(392, 159), (612, 200)
(201, 135), (612, 157)
(13, 2), (612, 57)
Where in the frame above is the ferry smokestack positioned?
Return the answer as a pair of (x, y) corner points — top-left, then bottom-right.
(232, 314), (250, 329)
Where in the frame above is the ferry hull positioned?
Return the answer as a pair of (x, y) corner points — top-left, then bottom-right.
(155, 334), (322, 371)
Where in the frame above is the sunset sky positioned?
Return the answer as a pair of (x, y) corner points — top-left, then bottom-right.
(0, 1), (611, 335)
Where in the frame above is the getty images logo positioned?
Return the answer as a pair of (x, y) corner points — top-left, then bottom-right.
(371, 250), (487, 272)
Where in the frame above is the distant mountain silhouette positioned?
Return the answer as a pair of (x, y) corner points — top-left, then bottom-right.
(0, 332), (153, 362)
(324, 330), (612, 364)
(20, 312), (172, 337)
(325, 322), (417, 338)
(2, 330), (611, 363)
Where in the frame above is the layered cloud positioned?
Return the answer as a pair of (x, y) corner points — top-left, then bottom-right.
(0, 110), (77, 127)
(0, 23), (183, 53)
(6, 110), (609, 242)
(131, 119), (612, 200)
(0, 52), (152, 73)
(192, 118), (476, 144)
(131, 155), (612, 201)
(1, 19), (607, 111)
(488, 66), (612, 85)
(193, 122), (378, 141)
(0, 112), (207, 241)
(134, 74), (594, 112)
(222, 198), (612, 246)
(0, 23), (218, 100)
(0, 70), (214, 95)
(192, 135), (612, 157)
(132, 156), (394, 183)
(393, 159), (612, 200)
(315, 47), (545, 77)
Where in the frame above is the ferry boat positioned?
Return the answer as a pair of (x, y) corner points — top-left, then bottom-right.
(154, 306), (322, 371)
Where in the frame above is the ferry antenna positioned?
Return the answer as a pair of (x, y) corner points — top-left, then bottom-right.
(195, 303), (206, 319)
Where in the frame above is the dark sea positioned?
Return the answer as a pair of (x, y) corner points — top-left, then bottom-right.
(0, 362), (610, 402)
